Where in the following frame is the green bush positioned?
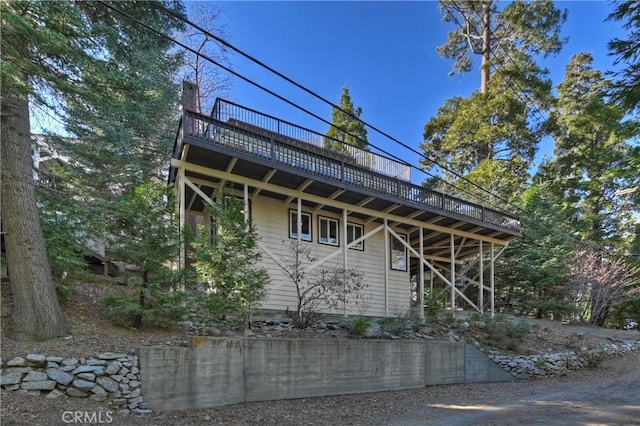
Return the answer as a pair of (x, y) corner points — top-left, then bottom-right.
(424, 289), (446, 321)
(103, 279), (187, 328)
(347, 316), (373, 337)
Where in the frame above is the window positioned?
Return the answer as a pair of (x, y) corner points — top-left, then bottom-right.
(289, 210), (312, 241)
(390, 234), (407, 271)
(318, 216), (339, 246)
(347, 223), (364, 251)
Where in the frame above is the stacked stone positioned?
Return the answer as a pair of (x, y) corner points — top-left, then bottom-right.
(489, 341), (640, 380)
(0, 352), (150, 416)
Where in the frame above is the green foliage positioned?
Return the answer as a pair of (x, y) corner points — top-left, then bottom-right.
(424, 288), (446, 321)
(496, 183), (576, 319)
(191, 189), (269, 327)
(437, 0), (567, 79)
(324, 86), (369, 153)
(347, 316), (373, 337)
(547, 53), (637, 245)
(104, 280), (187, 328)
(608, 0), (640, 114)
(479, 315), (532, 350)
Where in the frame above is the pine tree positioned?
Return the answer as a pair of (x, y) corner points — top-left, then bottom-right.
(324, 86), (369, 154)
(548, 53), (637, 245)
(607, 0), (640, 114)
(421, 0), (566, 202)
(0, 1), (185, 340)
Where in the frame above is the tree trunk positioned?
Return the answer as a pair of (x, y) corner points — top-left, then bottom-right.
(480, 0), (492, 94)
(1, 86), (69, 341)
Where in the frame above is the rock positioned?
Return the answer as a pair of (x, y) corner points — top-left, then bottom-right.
(111, 398), (128, 406)
(89, 394), (108, 402)
(132, 408), (153, 415)
(46, 356), (63, 363)
(71, 365), (105, 375)
(1, 372), (24, 386)
(96, 353), (128, 360)
(119, 367), (130, 376)
(129, 388), (141, 399)
(243, 329), (254, 337)
(128, 396), (143, 409)
(105, 361), (122, 375)
(364, 323), (381, 338)
(6, 357), (28, 367)
(46, 389), (65, 399)
(61, 358), (79, 366)
(19, 389), (41, 396)
(119, 383), (129, 391)
(46, 362), (59, 369)
(21, 380), (56, 391)
(2, 367), (31, 374)
(72, 379), (96, 391)
(86, 359), (107, 366)
(117, 409), (131, 416)
(25, 354), (47, 365)
(77, 373), (96, 381)
(111, 375), (123, 383)
(96, 376), (119, 393)
(66, 387), (90, 398)
(3, 384), (20, 391)
(23, 371), (48, 382)
(129, 380), (140, 389)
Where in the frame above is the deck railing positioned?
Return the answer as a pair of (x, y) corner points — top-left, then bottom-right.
(211, 99), (412, 181)
(177, 108), (522, 234)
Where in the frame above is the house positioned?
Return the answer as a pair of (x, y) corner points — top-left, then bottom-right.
(169, 85), (522, 319)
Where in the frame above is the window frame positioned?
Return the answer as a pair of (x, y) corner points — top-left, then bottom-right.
(318, 215), (340, 246)
(347, 222), (365, 251)
(390, 233), (408, 271)
(289, 210), (312, 242)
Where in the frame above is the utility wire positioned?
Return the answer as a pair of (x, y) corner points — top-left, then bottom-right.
(97, 0), (519, 216)
(142, 1), (527, 215)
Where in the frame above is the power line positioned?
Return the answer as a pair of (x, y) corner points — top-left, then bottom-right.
(141, 1), (527, 215)
(96, 0), (519, 215)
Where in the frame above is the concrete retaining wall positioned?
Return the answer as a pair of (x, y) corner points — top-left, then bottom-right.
(139, 337), (515, 411)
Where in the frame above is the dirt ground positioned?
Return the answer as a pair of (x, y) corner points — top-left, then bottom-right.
(1, 279), (639, 425)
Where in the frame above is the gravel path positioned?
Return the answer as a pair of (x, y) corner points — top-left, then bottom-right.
(2, 350), (639, 426)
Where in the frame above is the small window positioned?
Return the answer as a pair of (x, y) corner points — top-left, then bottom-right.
(391, 234), (407, 271)
(289, 210), (312, 241)
(319, 216), (339, 246)
(347, 223), (364, 251)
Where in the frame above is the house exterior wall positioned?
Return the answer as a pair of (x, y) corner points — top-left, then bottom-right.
(250, 196), (410, 317)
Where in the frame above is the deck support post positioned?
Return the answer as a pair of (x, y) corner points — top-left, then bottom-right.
(479, 242), (484, 314)
(179, 168), (186, 271)
(450, 234), (456, 317)
(490, 242), (495, 318)
(243, 184), (249, 231)
(343, 208), (348, 316)
(418, 227), (425, 319)
(384, 218), (389, 317)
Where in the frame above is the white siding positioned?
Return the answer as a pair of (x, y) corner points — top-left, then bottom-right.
(251, 197), (410, 317)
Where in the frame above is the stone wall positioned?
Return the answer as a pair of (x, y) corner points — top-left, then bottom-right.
(0, 352), (147, 416)
(489, 341), (640, 379)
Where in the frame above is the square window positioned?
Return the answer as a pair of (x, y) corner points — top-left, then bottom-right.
(391, 234), (407, 271)
(347, 223), (364, 251)
(319, 216), (339, 246)
(289, 210), (312, 241)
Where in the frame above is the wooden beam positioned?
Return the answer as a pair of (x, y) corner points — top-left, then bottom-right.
(171, 159), (512, 245)
(253, 168), (277, 197)
(284, 179), (314, 204)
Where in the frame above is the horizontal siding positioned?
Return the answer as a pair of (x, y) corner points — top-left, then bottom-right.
(251, 196), (411, 318)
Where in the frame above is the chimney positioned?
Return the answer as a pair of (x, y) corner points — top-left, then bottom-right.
(181, 81), (198, 111)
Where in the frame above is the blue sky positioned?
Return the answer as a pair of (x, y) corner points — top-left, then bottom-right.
(199, 1), (625, 183)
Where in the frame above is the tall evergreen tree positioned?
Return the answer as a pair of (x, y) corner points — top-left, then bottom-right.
(324, 86), (368, 154)
(1, 1), (185, 340)
(548, 53), (637, 245)
(421, 0), (566, 202)
(607, 0), (640, 114)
